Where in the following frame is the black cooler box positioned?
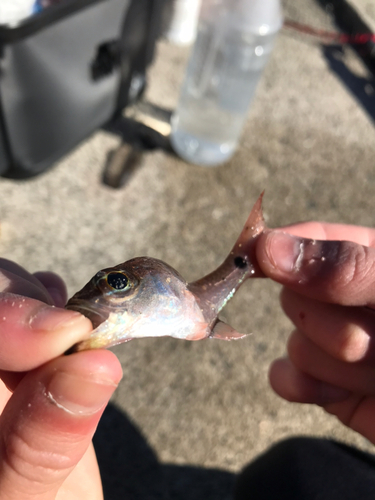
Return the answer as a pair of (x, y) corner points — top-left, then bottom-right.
(0, 0), (164, 179)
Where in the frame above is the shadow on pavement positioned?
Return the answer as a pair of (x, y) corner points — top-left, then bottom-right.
(94, 403), (236, 500)
(323, 44), (375, 124)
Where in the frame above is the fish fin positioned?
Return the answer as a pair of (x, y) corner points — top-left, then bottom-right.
(210, 320), (248, 341)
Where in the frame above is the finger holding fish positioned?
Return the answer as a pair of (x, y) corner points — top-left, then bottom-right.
(0, 263), (92, 371)
(256, 227), (375, 306)
(0, 259), (122, 500)
(256, 221), (375, 446)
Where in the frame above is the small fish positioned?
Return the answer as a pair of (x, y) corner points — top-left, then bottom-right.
(66, 193), (266, 352)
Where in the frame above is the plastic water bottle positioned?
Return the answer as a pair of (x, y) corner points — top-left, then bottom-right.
(164, 0), (201, 45)
(170, 0), (283, 166)
(0, 0), (35, 26)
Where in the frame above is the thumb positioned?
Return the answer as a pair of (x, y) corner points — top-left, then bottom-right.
(256, 230), (375, 306)
(0, 350), (122, 500)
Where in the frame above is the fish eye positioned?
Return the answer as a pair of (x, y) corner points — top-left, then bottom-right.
(106, 272), (129, 290)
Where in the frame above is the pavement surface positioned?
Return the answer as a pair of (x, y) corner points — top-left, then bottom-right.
(1, 0), (375, 498)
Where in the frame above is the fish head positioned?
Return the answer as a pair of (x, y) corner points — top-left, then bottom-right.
(66, 260), (143, 328)
(66, 257), (208, 350)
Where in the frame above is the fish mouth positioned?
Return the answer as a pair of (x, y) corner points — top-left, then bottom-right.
(65, 299), (108, 329)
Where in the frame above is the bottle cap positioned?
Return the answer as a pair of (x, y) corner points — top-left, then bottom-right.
(164, 0), (201, 45)
(0, 0), (35, 27)
(231, 0), (283, 35)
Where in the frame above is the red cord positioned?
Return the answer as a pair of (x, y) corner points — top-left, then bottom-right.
(284, 18), (375, 44)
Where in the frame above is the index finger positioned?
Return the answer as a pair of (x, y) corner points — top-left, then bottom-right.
(0, 260), (93, 372)
(256, 226), (375, 307)
(0, 267), (53, 305)
(0, 294), (93, 371)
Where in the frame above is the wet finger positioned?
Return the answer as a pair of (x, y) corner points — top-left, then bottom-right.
(280, 221), (375, 247)
(256, 231), (375, 307)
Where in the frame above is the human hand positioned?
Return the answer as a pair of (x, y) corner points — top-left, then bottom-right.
(256, 223), (375, 444)
(0, 258), (123, 500)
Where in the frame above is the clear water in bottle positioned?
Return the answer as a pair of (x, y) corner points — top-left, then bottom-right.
(171, 21), (278, 166)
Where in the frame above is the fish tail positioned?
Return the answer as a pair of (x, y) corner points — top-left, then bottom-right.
(229, 191), (266, 277)
(187, 192), (266, 327)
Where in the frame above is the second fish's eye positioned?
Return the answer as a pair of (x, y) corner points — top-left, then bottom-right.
(106, 272), (129, 290)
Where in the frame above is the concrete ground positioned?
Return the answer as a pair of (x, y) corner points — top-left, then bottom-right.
(1, 0), (375, 498)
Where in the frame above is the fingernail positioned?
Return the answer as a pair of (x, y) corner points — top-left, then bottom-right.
(29, 306), (90, 333)
(320, 383), (351, 404)
(46, 371), (118, 415)
(265, 232), (304, 273)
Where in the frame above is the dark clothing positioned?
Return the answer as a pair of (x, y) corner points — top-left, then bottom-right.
(235, 437), (375, 500)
